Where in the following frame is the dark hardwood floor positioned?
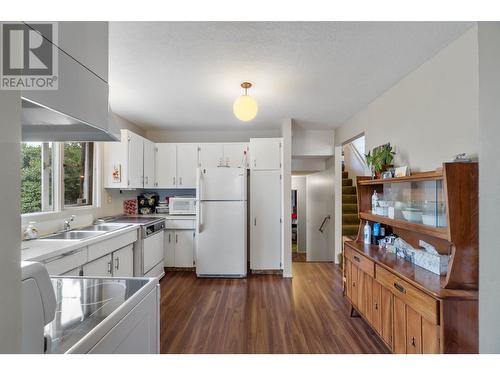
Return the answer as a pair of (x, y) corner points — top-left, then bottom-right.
(160, 262), (389, 354)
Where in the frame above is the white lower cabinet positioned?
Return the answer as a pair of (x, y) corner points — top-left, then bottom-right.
(164, 229), (195, 268)
(112, 244), (134, 277)
(83, 254), (113, 277)
(83, 244), (134, 277)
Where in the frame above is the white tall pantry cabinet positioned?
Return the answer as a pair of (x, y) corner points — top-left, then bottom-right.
(249, 138), (283, 271)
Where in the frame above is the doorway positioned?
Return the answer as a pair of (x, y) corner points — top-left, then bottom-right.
(291, 176), (307, 262)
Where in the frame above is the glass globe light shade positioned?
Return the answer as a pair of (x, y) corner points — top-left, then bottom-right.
(233, 94), (258, 122)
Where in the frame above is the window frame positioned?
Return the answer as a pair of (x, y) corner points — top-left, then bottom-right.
(21, 141), (99, 218)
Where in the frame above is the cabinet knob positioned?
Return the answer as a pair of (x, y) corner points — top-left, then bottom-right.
(411, 337), (416, 347)
(374, 303), (378, 310)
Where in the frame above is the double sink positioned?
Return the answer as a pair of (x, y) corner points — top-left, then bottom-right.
(41, 224), (131, 241)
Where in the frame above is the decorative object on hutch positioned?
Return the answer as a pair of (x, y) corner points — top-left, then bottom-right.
(365, 143), (395, 179)
(343, 162), (478, 353)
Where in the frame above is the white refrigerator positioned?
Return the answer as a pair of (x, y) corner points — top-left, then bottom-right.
(196, 167), (247, 278)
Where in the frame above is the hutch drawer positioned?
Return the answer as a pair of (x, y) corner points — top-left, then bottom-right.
(345, 246), (374, 277)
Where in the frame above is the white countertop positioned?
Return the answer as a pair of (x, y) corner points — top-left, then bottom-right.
(21, 224), (140, 263)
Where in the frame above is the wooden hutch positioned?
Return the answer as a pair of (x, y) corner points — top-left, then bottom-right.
(343, 162), (478, 353)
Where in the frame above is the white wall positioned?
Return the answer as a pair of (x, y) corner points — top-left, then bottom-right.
(343, 135), (370, 179)
(292, 130), (334, 157)
(146, 128), (280, 143)
(478, 22), (500, 354)
(0, 89), (21, 353)
(306, 157), (335, 261)
(335, 26), (479, 172)
(292, 176), (307, 252)
(111, 112), (147, 138)
(291, 158), (326, 173)
(281, 119), (292, 277)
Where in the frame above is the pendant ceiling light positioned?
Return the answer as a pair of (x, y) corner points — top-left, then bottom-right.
(233, 82), (258, 122)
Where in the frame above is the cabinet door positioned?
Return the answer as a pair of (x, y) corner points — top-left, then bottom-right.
(351, 264), (359, 308)
(223, 143), (249, 168)
(422, 317), (440, 354)
(406, 305), (422, 354)
(381, 286), (393, 348)
(174, 230), (195, 267)
(113, 245), (134, 277)
(127, 131), (145, 188)
(156, 143), (177, 188)
(372, 281), (382, 334)
(357, 271), (366, 316)
(82, 254), (112, 277)
(143, 139), (156, 188)
(345, 259), (352, 301)
(176, 144), (198, 188)
(393, 296), (407, 354)
(249, 138), (281, 170)
(198, 144), (224, 168)
(364, 273), (373, 324)
(164, 230), (175, 267)
(250, 170), (282, 270)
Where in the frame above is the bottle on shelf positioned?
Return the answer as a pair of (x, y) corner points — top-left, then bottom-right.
(363, 221), (372, 245)
(371, 190), (379, 214)
(372, 222), (381, 245)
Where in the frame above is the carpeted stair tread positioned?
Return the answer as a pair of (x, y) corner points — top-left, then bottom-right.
(342, 186), (356, 195)
(342, 203), (358, 213)
(342, 171), (348, 179)
(342, 195), (357, 204)
(342, 224), (359, 236)
(342, 213), (360, 224)
(342, 178), (353, 186)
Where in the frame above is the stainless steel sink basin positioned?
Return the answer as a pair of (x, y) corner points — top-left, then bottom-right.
(41, 231), (106, 240)
(79, 224), (129, 232)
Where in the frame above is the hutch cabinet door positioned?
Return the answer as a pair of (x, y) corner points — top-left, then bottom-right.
(406, 305), (423, 354)
(372, 281), (382, 334)
(357, 270), (366, 315)
(345, 259), (352, 301)
(422, 318), (440, 354)
(363, 273), (373, 324)
(381, 286), (393, 348)
(351, 264), (359, 308)
(393, 296), (407, 354)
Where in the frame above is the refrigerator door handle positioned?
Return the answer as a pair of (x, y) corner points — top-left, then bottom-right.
(198, 202), (203, 232)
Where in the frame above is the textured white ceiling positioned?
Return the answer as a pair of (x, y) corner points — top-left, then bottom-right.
(109, 22), (473, 131)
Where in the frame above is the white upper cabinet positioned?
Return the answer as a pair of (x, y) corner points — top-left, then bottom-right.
(223, 143), (249, 168)
(143, 139), (156, 188)
(156, 144), (177, 188)
(176, 144), (198, 188)
(104, 129), (155, 189)
(127, 131), (145, 189)
(198, 144), (224, 168)
(155, 143), (198, 189)
(249, 138), (282, 170)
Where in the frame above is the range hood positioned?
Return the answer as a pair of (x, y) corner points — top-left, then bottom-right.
(21, 97), (119, 142)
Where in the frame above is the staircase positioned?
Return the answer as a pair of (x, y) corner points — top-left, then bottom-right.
(342, 164), (360, 238)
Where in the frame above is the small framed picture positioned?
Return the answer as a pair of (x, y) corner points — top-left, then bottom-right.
(394, 166), (409, 178)
(112, 164), (122, 182)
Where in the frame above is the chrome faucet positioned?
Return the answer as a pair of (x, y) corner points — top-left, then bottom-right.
(63, 215), (76, 231)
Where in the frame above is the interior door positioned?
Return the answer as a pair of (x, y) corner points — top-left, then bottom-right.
(113, 245), (134, 277)
(223, 143), (249, 168)
(249, 138), (281, 170)
(174, 230), (195, 267)
(176, 144), (198, 188)
(164, 230), (175, 267)
(250, 170), (282, 270)
(198, 143), (224, 168)
(127, 131), (144, 188)
(156, 143), (177, 188)
(143, 139), (156, 188)
(82, 254), (112, 277)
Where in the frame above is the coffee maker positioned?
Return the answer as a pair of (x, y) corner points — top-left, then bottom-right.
(137, 193), (159, 215)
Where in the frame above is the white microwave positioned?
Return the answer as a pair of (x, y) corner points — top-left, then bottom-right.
(169, 197), (196, 215)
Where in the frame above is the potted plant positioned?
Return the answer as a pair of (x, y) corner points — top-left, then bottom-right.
(365, 143), (395, 179)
